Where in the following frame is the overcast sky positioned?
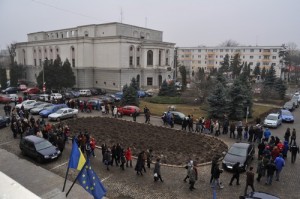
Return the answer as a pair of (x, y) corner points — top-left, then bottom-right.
(1, 0), (299, 49)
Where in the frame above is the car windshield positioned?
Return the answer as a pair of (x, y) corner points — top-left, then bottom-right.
(266, 115), (278, 120)
(55, 109), (64, 114)
(36, 103), (46, 108)
(228, 146), (247, 157)
(35, 140), (53, 151)
(282, 111), (292, 116)
(44, 106), (54, 110)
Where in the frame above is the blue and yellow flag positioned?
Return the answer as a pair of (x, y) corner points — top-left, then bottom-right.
(77, 161), (107, 199)
(68, 140), (86, 170)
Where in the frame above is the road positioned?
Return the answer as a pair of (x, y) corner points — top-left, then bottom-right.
(0, 100), (300, 199)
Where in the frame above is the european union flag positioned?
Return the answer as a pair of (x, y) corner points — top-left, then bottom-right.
(78, 161), (107, 199)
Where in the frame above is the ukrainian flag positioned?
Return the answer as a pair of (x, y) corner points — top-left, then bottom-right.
(68, 140), (86, 170)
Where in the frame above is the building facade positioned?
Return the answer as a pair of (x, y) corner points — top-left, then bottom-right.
(177, 46), (284, 79)
(15, 23), (175, 91)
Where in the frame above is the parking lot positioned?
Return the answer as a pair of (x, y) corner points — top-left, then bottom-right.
(1, 97), (300, 198)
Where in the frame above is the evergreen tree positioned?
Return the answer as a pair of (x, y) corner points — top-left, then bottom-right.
(227, 78), (246, 120)
(121, 85), (139, 106)
(10, 63), (24, 86)
(179, 66), (187, 89)
(158, 80), (169, 96)
(0, 66), (7, 89)
(196, 67), (205, 81)
(230, 53), (242, 79)
(207, 82), (228, 119)
(167, 80), (177, 97)
(122, 84), (128, 92)
(274, 78), (287, 100)
(253, 64), (261, 76)
(215, 71), (226, 85)
(237, 75), (253, 118)
(264, 65), (277, 88)
(219, 54), (230, 73)
(240, 62), (251, 80)
(61, 59), (76, 89)
(130, 77), (139, 91)
(261, 67), (266, 80)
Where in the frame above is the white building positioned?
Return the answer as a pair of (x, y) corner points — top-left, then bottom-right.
(177, 46), (284, 79)
(15, 23), (175, 91)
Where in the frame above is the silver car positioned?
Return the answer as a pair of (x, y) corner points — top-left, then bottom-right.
(48, 108), (78, 121)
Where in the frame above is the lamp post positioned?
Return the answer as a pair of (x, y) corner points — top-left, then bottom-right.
(43, 58), (47, 93)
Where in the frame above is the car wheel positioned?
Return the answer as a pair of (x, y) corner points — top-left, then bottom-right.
(37, 156), (43, 163)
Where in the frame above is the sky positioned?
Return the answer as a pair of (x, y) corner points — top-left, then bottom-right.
(0, 0), (299, 49)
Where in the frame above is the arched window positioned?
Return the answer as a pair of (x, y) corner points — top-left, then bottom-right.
(147, 50), (153, 66)
(38, 48), (42, 66)
(136, 74), (140, 87)
(158, 75), (162, 87)
(55, 46), (60, 58)
(71, 46), (75, 67)
(129, 46), (135, 66)
(49, 47), (53, 63)
(33, 48), (37, 66)
(44, 48), (47, 59)
(84, 31), (89, 37)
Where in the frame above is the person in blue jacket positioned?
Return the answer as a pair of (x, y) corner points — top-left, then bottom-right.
(274, 154), (285, 181)
(282, 141), (289, 159)
(264, 128), (271, 142)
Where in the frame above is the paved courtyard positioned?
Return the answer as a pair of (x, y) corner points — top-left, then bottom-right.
(0, 102), (300, 199)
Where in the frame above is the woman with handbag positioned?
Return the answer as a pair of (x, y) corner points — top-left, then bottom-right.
(154, 158), (163, 182)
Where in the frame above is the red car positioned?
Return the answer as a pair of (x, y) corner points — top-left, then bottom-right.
(24, 87), (40, 94)
(118, 105), (140, 116)
(0, 95), (11, 103)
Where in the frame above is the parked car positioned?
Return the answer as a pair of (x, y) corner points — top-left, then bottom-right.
(283, 101), (295, 111)
(48, 108), (78, 121)
(18, 84), (27, 91)
(137, 90), (146, 98)
(89, 88), (99, 96)
(19, 135), (61, 163)
(291, 95), (299, 108)
(2, 87), (18, 94)
(6, 94), (18, 102)
(240, 191), (280, 199)
(100, 95), (115, 104)
(0, 116), (10, 128)
(87, 98), (103, 110)
(63, 92), (75, 99)
(280, 109), (294, 123)
(23, 87), (40, 95)
(39, 104), (68, 118)
(30, 103), (52, 115)
(70, 90), (80, 98)
(164, 111), (189, 125)
(111, 92), (123, 102)
(118, 105), (141, 116)
(16, 100), (36, 109)
(27, 94), (40, 100)
(24, 101), (45, 111)
(222, 142), (255, 172)
(39, 94), (50, 102)
(263, 113), (282, 128)
(50, 93), (62, 100)
(0, 95), (11, 104)
(79, 89), (92, 97)
(293, 92), (300, 103)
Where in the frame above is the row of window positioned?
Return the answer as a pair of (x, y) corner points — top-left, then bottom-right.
(182, 54), (277, 60)
(180, 48), (279, 53)
(186, 60), (277, 67)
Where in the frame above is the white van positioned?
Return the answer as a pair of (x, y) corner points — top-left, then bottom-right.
(79, 89), (92, 96)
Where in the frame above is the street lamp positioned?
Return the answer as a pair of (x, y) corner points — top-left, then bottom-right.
(43, 58), (47, 93)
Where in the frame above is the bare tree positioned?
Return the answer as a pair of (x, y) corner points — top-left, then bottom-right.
(7, 42), (16, 64)
(286, 42), (298, 55)
(219, 40), (239, 47)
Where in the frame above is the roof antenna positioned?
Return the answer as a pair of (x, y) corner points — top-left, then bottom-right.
(120, 7), (123, 23)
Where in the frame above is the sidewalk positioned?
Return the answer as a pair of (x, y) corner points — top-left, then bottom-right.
(0, 148), (93, 199)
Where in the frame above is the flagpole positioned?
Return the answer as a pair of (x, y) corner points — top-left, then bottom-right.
(66, 160), (88, 197)
(62, 137), (75, 192)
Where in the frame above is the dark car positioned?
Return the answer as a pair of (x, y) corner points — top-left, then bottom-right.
(0, 116), (10, 128)
(89, 88), (99, 96)
(222, 142), (255, 171)
(100, 95), (115, 104)
(27, 94), (40, 100)
(19, 135), (61, 163)
(283, 101), (295, 112)
(164, 111), (189, 124)
(63, 92), (75, 99)
(240, 191), (280, 199)
(2, 87), (18, 94)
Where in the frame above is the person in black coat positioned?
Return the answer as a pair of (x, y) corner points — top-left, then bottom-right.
(229, 162), (240, 185)
(290, 141), (300, 163)
(135, 151), (144, 176)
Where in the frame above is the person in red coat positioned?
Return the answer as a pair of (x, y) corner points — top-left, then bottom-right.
(90, 137), (96, 157)
(125, 147), (132, 167)
(271, 146), (280, 160)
